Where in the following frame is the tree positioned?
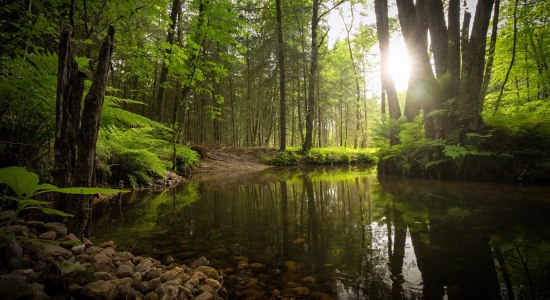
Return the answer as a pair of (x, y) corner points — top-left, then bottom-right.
(276, 0), (287, 151)
(302, 0), (320, 152)
(54, 21), (115, 237)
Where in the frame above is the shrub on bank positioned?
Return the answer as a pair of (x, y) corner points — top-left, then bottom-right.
(266, 147), (376, 166)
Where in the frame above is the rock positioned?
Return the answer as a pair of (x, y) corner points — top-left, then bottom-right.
(223, 267), (233, 274)
(199, 284), (214, 294)
(160, 270), (177, 282)
(81, 280), (117, 299)
(93, 253), (115, 272)
(144, 292), (159, 300)
(83, 238), (94, 246)
(190, 256), (209, 268)
(147, 268), (162, 280)
(95, 271), (116, 280)
(190, 270), (207, 282)
(71, 244), (86, 255)
(77, 253), (91, 262)
(234, 256), (249, 262)
(116, 251), (134, 261)
(156, 282), (179, 300)
(115, 285), (143, 300)
(195, 266), (220, 281)
(98, 240), (115, 248)
(250, 262), (266, 272)
(205, 278), (221, 290)
(25, 220), (46, 232)
(65, 233), (81, 243)
(163, 255), (174, 265)
(43, 244), (72, 259)
(103, 247), (116, 257)
(45, 222), (67, 238)
(87, 246), (104, 255)
(237, 261), (249, 269)
(136, 259), (153, 275)
(195, 291), (213, 300)
(286, 281), (300, 288)
(272, 289), (281, 297)
(39, 231), (57, 240)
(302, 276), (316, 284)
(33, 260), (49, 273)
(177, 272), (191, 282)
(0, 277), (36, 299)
(6, 237), (23, 269)
(0, 209), (16, 222)
(114, 277), (134, 288)
(284, 260), (299, 273)
(282, 286), (310, 296)
(7, 225), (29, 237)
(68, 283), (82, 294)
(147, 278), (162, 293)
(116, 264), (135, 278)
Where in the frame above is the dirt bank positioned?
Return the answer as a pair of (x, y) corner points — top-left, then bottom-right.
(191, 146), (277, 173)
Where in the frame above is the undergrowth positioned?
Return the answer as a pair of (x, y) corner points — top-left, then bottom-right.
(0, 53), (199, 188)
(266, 147), (376, 166)
(375, 102), (550, 182)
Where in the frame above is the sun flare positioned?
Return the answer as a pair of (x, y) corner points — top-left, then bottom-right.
(388, 38), (411, 92)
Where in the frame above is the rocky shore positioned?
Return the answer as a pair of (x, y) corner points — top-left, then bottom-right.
(0, 216), (225, 300)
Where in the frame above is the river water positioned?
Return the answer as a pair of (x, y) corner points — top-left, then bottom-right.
(93, 166), (550, 299)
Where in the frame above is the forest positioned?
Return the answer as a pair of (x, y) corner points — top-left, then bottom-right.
(1, 0), (550, 299)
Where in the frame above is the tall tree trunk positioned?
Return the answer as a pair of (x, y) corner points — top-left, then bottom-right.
(374, 0), (400, 123)
(480, 0), (500, 107)
(302, 0), (319, 152)
(396, 0), (443, 138)
(276, 0), (286, 151)
(54, 26), (87, 192)
(341, 5), (364, 148)
(459, 0), (495, 131)
(156, 0), (180, 123)
(73, 27), (115, 237)
(425, 0), (448, 78)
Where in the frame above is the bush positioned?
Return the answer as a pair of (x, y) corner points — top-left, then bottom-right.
(266, 147), (375, 166)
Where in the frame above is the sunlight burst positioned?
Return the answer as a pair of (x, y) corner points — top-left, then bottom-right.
(388, 38), (411, 92)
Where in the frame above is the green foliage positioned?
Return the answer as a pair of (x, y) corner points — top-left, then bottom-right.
(266, 147), (375, 166)
(0, 53), (57, 170)
(376, 117), (494, 175)
(97, 127), (198, 188)
(0, 166), (123, 245)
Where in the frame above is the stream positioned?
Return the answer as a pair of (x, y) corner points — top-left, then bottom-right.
(93, 166), (550, 299)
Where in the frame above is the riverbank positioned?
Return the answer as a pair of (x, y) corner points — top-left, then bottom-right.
(0, 217), (226, 299)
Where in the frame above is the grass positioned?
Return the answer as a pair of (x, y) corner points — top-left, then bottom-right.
(266, 147), (376, 166)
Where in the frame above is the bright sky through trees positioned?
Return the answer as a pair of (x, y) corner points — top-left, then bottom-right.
(328, 2), (410, 93)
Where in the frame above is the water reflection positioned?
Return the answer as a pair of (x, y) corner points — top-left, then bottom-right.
(94, 167), (550, 299)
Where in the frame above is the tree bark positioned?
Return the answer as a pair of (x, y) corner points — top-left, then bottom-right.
(480, 0), (500, 106)
(396, 0), (443, 138)
(156, 0), (181, 123)
(459, 0), (495, 131)
(374, 0), (400, 122)
(54, 26), (86, 192)
(302, 0), (319, 152)
(73, 27), (115, 237)
(276, 0), (286, 151)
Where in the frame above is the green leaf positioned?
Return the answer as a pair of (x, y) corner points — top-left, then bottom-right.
(54, 187), (126, 195)
(0, 166), (39, 198)
(19, 199), (51, 209)
(36, 207), (74, 217)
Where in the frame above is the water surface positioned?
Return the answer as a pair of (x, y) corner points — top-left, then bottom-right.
(94, 167), (550, 299)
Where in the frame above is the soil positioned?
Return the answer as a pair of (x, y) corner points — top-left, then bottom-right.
(191, 145), (277, 173)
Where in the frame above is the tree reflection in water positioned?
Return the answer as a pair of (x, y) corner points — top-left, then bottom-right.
(94, 167), (550, 299)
